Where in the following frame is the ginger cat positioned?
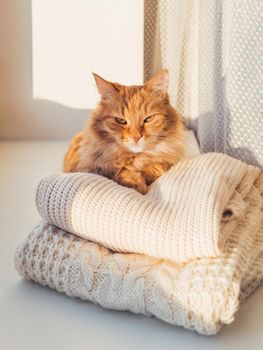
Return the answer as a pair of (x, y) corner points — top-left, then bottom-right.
(63, 69), (186, 194)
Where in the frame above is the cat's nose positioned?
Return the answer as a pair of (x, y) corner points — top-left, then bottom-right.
(133, 136), (141, 143)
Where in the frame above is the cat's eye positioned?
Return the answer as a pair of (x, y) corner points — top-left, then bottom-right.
(115, 117), (127, 125)
(144, 115), (155, 123)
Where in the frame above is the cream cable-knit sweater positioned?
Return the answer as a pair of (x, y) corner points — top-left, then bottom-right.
(36, 153), (262, 262)
(15, 205), (263, 335)
(15, 153), (263, 335)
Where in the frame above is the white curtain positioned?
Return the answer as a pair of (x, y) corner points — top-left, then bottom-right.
(144, 0), (262, 167)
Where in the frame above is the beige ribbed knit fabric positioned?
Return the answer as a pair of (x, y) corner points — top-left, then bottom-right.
(36, 153), (261, 262)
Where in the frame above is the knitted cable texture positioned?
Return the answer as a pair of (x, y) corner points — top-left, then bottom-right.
(15, 206), (263, 335)
(36, 153), (261, 262)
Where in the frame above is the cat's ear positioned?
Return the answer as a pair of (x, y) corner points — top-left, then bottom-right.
(92, 73), (117, 96)
(146, 69), (169, 94)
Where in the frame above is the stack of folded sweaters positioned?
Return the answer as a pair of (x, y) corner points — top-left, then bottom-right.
(15, 153), (263, 335)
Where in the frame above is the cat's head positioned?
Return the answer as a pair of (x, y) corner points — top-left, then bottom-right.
(91, 69), (179, 153)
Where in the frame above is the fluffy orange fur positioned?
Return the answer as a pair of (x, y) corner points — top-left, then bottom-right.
(63, 70), (186, 194)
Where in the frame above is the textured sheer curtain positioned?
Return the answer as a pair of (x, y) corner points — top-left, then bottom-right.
(144, 0), (262, 166)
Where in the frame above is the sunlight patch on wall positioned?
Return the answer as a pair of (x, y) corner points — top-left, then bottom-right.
(32, 0), (144, 109)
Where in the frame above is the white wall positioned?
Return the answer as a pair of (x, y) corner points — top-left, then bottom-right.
(0, 0), (144, 140)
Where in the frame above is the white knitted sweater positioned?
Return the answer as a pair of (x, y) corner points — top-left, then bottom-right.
(36, 153), (261, 262)
(15, 153), (263, 335)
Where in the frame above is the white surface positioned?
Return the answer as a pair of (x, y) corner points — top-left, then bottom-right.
(32, 0), (144, 108)
(0, 141), (263, 350)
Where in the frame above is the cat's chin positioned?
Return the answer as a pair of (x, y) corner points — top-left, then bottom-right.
(125, 143), (145, 154)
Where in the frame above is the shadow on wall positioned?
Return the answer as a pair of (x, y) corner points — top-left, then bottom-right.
(0, 0), (90, 140)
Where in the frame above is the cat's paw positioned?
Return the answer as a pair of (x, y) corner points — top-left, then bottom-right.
(117, 178), (148, 194)
(115, 171), (148, 194)
(134, 181), (148, 194)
